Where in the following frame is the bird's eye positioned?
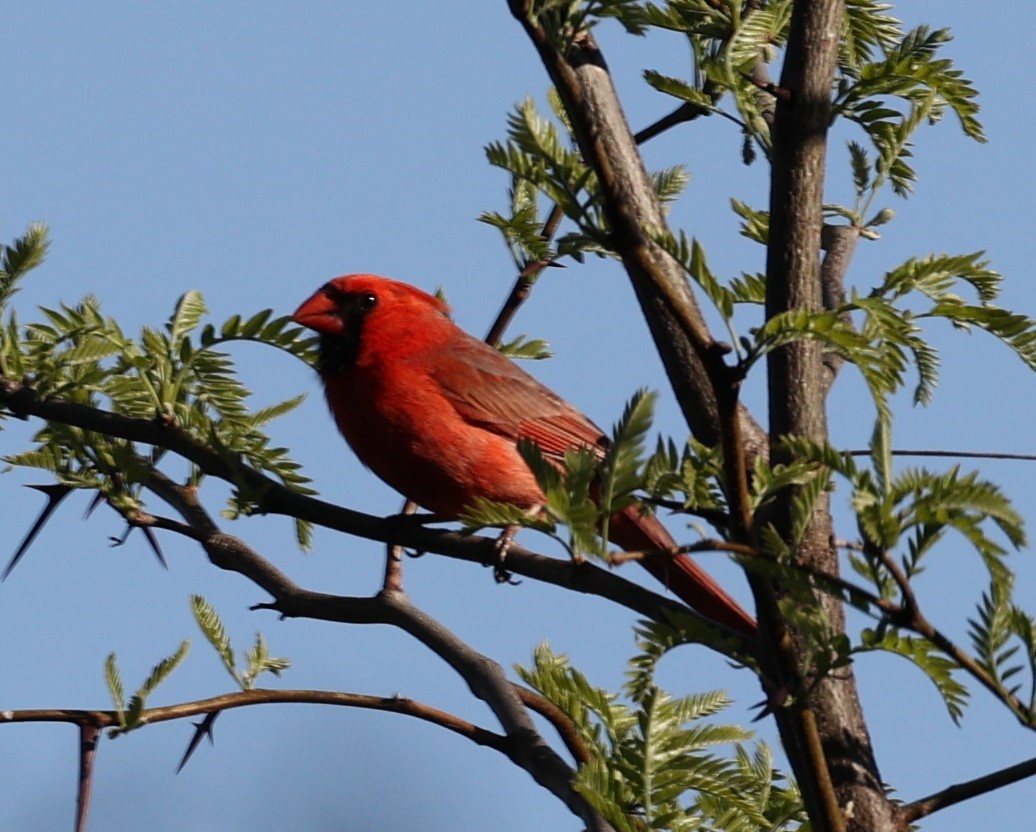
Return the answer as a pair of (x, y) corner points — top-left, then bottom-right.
(357, 292), (378, 311)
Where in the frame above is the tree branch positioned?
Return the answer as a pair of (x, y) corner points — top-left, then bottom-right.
(900, 753), (1036, 826)
(506, 1), (768, 468)
(2, 689), (508, 750)
(820, 223), (862, 393)
(111, 480), (611, 828)
(0, 375), (750, 655)
(76, 724), (100, 832)
(761, 1), (891, 830)
(258, 587), (611, 828)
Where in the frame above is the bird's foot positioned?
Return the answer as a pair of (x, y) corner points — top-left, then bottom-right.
(492, 524), (522, 585)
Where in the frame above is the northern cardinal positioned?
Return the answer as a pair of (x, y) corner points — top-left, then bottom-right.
(293, 275), (756, 636)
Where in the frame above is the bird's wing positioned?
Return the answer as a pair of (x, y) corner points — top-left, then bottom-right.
(429, 334), (607, 462)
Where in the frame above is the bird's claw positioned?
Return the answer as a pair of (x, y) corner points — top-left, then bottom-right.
(492, 525), (522, 585)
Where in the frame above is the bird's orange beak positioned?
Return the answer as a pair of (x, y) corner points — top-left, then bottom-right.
(292, 288), (341, 335)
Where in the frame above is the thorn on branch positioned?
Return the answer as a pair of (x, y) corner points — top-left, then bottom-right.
(177, 711), (220, 773)
(141, 526), (169, 569)
(84, 490), (106, 518)
(3, 483), (72, 580)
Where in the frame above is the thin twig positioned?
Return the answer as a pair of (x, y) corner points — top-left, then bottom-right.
(847, 449), (1036, 463)
(871, 543), (1032, 723)
(610, 538), (756, 566)
(1, 690), (507, 751)
(484, 91), (715, 348)
(900, 753), (1036, 825)
(123, 459), (610, 829)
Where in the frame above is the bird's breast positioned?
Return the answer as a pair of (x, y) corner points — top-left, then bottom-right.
(322, 370), (544, 516)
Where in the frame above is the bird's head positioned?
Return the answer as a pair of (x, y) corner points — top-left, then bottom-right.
(293, 274), (452, 373)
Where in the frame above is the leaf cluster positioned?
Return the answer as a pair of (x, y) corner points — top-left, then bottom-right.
(750, 252), (1035, 422)
(1, 252), (320, 549)
(105, 641), (190, 735)
(101, 597), (289, 736)
(461, 390), (663, 561)
(191, 594), (290, 690)
(518, 642), (805, 831)
(481, 97), (688, 269)
(783, 429), (1029, 723)
(835, 24), (984, 214)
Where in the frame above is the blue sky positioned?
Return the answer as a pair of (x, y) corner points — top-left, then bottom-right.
(2, 3), (1034, 831)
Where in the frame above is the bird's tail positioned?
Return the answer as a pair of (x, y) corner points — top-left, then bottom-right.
(608, 506), (756, 637)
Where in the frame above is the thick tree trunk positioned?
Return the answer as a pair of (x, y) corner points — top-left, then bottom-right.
(765, 2), (900, 830)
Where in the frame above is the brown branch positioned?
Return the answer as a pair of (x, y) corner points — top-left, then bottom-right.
(758, 0), (894, 827)
(847, 449), (1036, 463)
(484, 257), (561, 348)
(515, 684), (591, 765)
(0, 375), (749, 654)
(820, 224), (862, 393)
(862, 543), (1032, 722)
(900, 753), (1036, 826)
(483, 90), (715, 348)
(120, 460), (609, 827)
(506, 1), (768, 468)
(610, 538), (756, 566)
(76, 724), (100, 832)
(1, 690), (507, 751)
(266, 588), (611, 829)
(643, 497), (731, 529)
(6, 685), (597, 819)
(11, 500), (607, 826)
(765, 536), (1036, 728)
(23, 464), (597, 770)
(633, 100), (711, 144)
(383, 499), (417, 593)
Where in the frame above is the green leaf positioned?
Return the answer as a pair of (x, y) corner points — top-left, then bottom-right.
(649, 229), (737, 323)
(104, 652), (127, 724)
(242, 632), (291, 689)
(730, 199), (769, 245)
(497, 334), (553, 361)
(874, 252), (1000, 304)
(751, 307), (896, 421)
(643, 70), (713, 109)
(138, 639), (191, 699)
(728, 1), (791, 71)
(848, 140), (871, 195)
(925, 302), (1036, 372)
(651, 164), (690, 205)
(459, 494), (554, 535)
(239, 308), (273, 339)
(167, 291), (208, 348)
(191, 594), (241, 687)
(968, 585), (1025, 702)
(248, 394), (308, 427)
(841, 0), (902, 73)
(120, 640), (191, 732)
(599, 390), (657, 519)
(0, 223), (50, 310)
(859, 629), (969, 723)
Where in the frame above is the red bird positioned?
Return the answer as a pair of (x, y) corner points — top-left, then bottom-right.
(293, 275), (755, 636)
